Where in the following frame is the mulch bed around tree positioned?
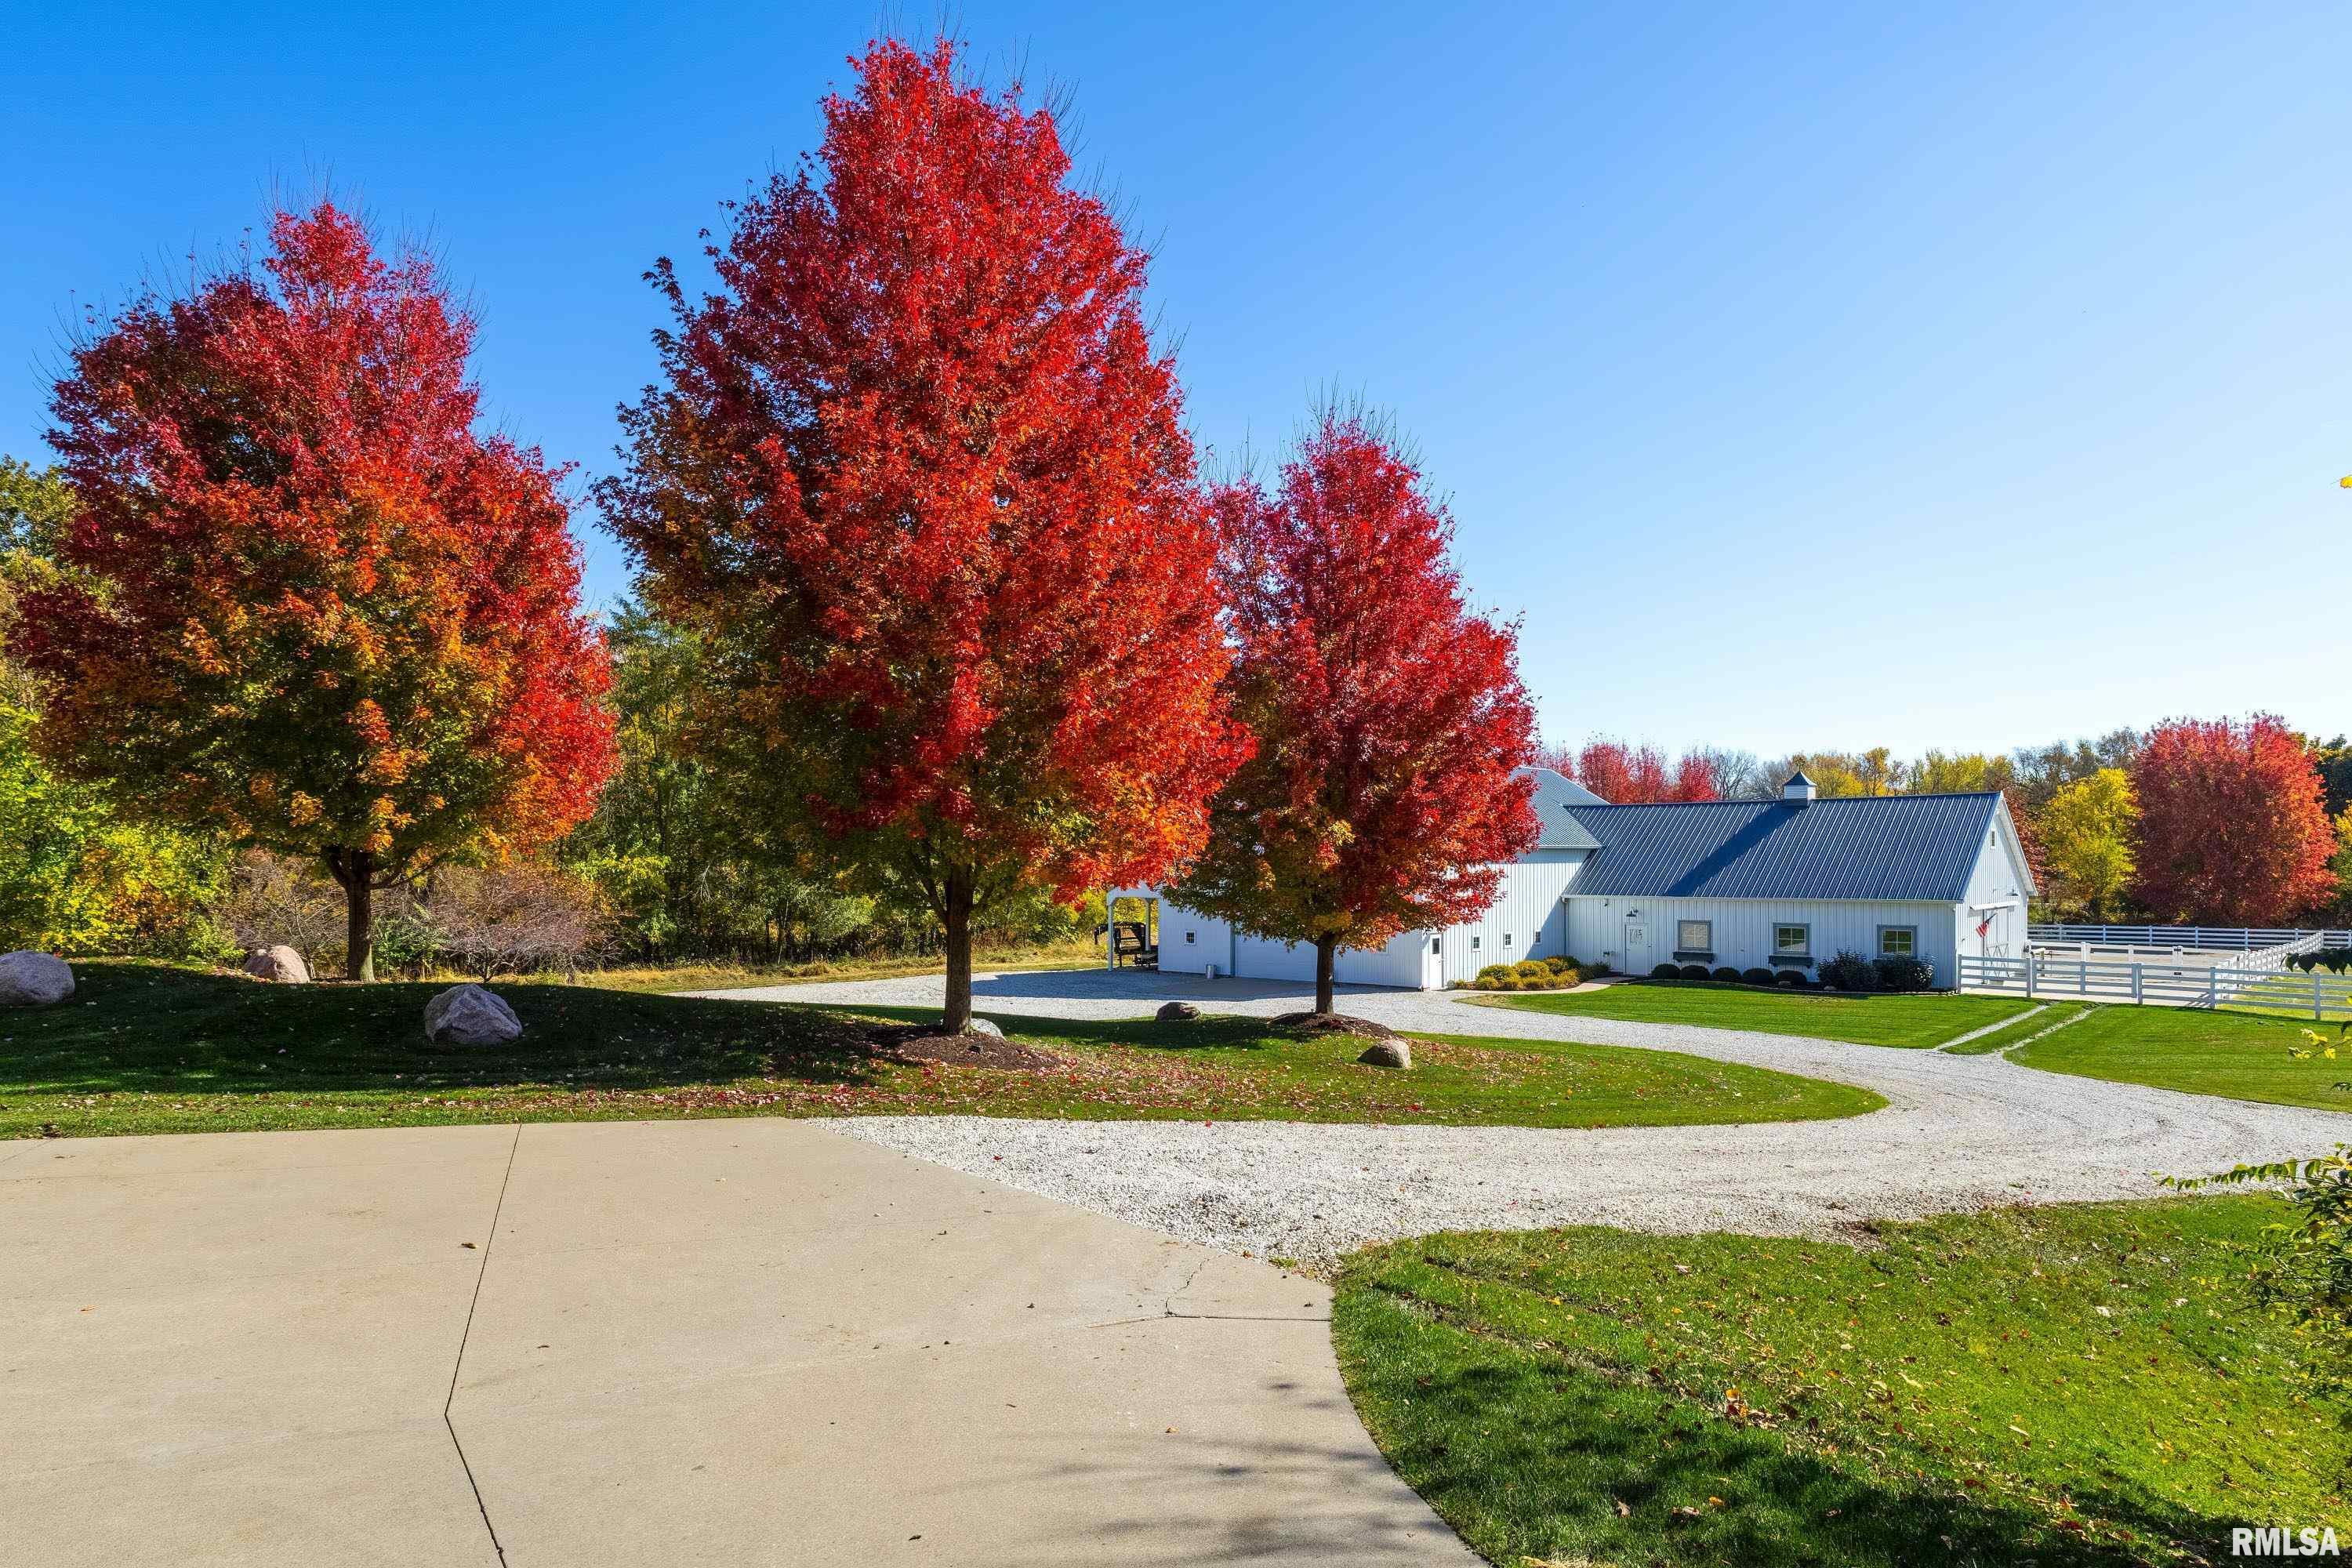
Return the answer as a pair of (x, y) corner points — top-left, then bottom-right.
(867, 1023), (1065, 1073)
(1269, 1011), (1403, 1041)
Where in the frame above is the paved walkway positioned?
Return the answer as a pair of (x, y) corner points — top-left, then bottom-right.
(704, 968), (2352, 1261)
(3, 1120), (1467, 1566)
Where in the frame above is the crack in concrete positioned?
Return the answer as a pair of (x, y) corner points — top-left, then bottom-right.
(442, 1123), (522, 1566)
(1087, 1312), (1330, 1329)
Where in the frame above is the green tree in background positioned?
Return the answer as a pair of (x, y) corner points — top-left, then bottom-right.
(563, 603), (869, 963)
(0, 459), (224, 954)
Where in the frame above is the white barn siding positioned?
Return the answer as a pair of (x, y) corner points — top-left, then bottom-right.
(1432, 850), (1584, 985)
(1955, 815), (2032, 963)
(1566, 895), (1963, 987)
(1156, 906), (1236, 978)
(1145, 849), (1588, 990)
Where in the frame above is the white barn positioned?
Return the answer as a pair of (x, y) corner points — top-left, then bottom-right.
(1125, 769), (2035, 991)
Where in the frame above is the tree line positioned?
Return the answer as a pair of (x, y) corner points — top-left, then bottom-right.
(1537, 724), (2352, 927)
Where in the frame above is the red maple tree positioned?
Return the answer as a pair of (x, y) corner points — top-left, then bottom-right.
(599, 38), (1244, 1030)
(1166, 408), (1538, 1014)
(1547, 739), (1719, 803)
(2129, 715), (2333, 925)
(21, 203), (615, 978)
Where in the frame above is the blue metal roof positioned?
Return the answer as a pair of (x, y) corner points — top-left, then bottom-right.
(1516, 768), (1605, 849)
(1562, 793), (2003, 902)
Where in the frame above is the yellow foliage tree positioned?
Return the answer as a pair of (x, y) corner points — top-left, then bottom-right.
(2039, 768), (2137, 920)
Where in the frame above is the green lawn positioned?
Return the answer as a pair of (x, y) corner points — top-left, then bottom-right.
(2012, 1004), (2352, 1112)
(0, 960), (1881, 1138)
(1940, 1002), (2089, 1056)
(1486, 982), (2034, 1048)
(1334, 1200), (2350, 1568)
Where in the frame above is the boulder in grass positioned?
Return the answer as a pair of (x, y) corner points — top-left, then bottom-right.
(1155, 1001), (1200, 1022)
(963, 1017), (1004, 1038)
(424, 985), (523, 1047)
(1356, 1039), (1412, 1070)
(0, 951), (74, 1007)
(244, 946), (312, 984)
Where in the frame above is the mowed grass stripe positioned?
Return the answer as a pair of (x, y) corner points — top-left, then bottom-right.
(2010, 1003), (2352, 1112)
(1489, 983), (2034, 1049)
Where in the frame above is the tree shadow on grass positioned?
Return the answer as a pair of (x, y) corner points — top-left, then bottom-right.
(812, 1001), (1290, 1055)
(1340, 1287), (2264, 1568)
(2, 960), (887, 1098)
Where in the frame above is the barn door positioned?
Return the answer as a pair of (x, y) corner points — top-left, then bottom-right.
(1622, 911), (1650, 973)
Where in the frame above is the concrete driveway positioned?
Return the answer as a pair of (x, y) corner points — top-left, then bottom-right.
(2, 1120), (1467, 1566)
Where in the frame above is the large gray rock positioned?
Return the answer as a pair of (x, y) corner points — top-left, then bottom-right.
(244, 946), (312, 985)
(425, 985), (524, 1047)
(1356, 1039), (1412, 1070)
(963, 1017), (1004, 1038)
(0, 950), (74, 1007)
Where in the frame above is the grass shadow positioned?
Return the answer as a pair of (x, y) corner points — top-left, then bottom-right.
(2, 961), (887, 1099)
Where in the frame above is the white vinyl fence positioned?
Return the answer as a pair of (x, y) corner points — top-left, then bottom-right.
(2028, 923), (2352, 952)
(1962, 953), (2352, 1021)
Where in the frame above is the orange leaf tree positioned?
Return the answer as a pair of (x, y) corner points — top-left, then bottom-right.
(20, 204), (615, 979)
(1167, 410), (1538, 1014)
(599, 38), (1244, 1030)
(2130, 714), (2334, 926)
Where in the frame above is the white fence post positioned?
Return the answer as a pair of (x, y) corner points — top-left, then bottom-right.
(2132, 964), (2143, 1004)
(2318, 972), (2326, 1022)
(2025, 957), (2035, 998)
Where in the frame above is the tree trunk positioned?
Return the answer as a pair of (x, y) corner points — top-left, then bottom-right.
(1315, 935), (1338, 1016)
(330, 851), (377, 983)
(942, 867), (975, 1033)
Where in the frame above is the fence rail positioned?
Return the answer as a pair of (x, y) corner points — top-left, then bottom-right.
(2027, 923), (2352, 951)
(1961, 953), (2352, 1020)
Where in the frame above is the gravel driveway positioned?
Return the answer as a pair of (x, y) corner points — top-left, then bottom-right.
(696, 968), (2352, 1265)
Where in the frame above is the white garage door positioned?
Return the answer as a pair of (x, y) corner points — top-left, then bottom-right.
(1232, 933), (1319, 982)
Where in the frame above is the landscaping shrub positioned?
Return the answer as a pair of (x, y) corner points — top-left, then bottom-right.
(1740, 967), (1776, 986)
(1543, 954), (1577, 975)
(1676, 963), (1711, 982)
(1513, 960), (1550, 980)
(1650, 962), (1679, 979)
(1476, 963), (1515, 984)
(1817, 949), (1877, 991)
(1709, 965), (1742, 984)
(1494, 975), (1523, 991)
(1775, 967), (1811, 988)
(1583, 960), (1609, 978)
(1873, 953), (1936, 992)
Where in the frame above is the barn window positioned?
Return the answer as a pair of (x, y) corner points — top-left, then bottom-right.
(1773, 924), (1810, 956)
(1472, 935), (1480, 950)
(1504, 933), (1512, 947)
(1673, 919), (1713, 959)
(1878, 926), (1918, 957)
(1184, 931), (1196, 944)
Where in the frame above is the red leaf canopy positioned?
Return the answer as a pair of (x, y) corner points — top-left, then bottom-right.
(601, 38), (1245, 909)
(22, 203), (615, 873)
(2130, 714), (2333, 926)
(1171, 410), (1539, 953)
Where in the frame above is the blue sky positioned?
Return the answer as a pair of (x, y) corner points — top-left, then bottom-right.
(7, 2), (2348, 757)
